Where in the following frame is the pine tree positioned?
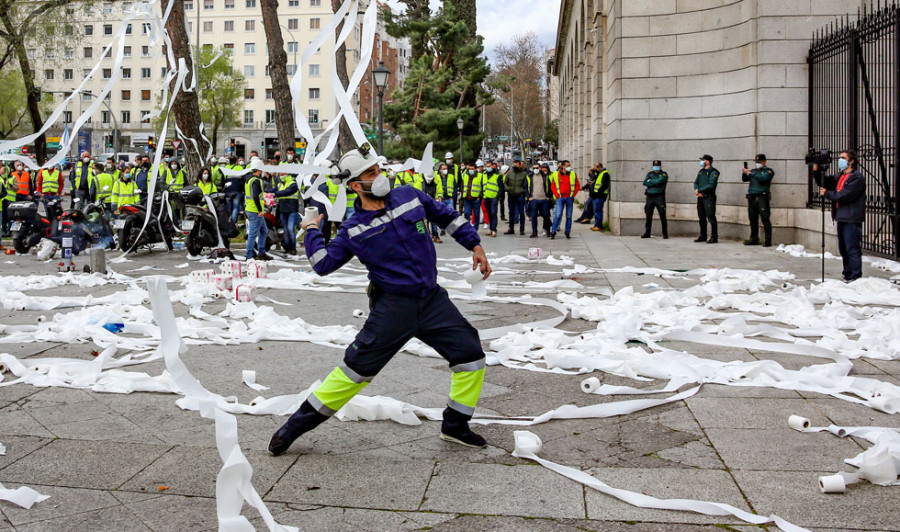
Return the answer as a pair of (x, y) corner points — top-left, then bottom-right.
(383, 1), (490, 162)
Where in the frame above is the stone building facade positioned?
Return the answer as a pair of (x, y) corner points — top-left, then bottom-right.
(554, 0), (863, 249)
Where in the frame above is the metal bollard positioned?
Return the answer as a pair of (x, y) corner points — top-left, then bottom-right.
(90, 247), (107, 275)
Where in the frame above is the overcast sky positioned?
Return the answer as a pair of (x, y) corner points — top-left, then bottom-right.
(382, 0), (560, 65)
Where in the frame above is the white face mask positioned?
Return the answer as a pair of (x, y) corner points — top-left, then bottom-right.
(83, 157), (90, 163)
(202, 173), (210, 180)
(15, 165), (23, 171)
(441, 170), (448, 176)
(360, 174), (391, 197)
(533, 168), (540, 174)
(170, 163), (178, 169)
(287, 154), (294, 160)
(755, 163), (763, 169)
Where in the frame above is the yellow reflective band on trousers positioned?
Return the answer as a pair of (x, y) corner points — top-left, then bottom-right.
(311, 366), (369, 415)
(448, 367), (485, 415)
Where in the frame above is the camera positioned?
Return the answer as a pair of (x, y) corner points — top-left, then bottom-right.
(805, 148), (831, 170)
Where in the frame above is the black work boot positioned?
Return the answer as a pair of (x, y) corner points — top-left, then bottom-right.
(744, 239), (760, 246)
(694, 235), (707, 243)
(268, 400), (329, 456)
(440, 407), (486, 448)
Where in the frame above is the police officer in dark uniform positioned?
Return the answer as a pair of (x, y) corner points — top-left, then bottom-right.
(268, 144), (493, 456)
(694, 154), (719, 244)
(641, 160), (668, 239)
(742, 154), (775, 247)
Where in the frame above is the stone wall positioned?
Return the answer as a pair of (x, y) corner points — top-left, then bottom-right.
(556, 0), (863, 248)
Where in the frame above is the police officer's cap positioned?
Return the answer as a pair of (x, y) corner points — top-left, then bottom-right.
(700, 154), (713, 163)
(652, 160), (661, 166)
(755, 154), (767, 162)
(337, 143), (386, 180)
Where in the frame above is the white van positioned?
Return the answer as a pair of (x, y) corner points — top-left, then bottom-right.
(99, 152), (142, 164)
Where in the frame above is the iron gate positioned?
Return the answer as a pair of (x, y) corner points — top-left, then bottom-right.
(808, 2), (900, 259)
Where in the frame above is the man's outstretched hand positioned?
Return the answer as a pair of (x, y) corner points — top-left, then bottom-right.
(472, 245), (491, 280)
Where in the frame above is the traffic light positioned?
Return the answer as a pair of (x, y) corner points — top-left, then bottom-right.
(148, 136), (155, 149)
(230, 138), (236, 150)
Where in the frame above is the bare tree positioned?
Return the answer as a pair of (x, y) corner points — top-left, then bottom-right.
(0, 0), (80, 164)
(489, 32), (545, 153)
(260, 0), (296, 159)
(332, 0), (353, 155)
(161, 0), (210, 180)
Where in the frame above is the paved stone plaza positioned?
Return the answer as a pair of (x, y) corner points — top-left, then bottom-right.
(0, 226), (898, 531)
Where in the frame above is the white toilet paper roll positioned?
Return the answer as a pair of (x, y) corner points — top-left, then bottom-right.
(352, 309), (366, 318)
(818, 474), (846, 494)
(36, 315), (46, 323)
(581, 377), (602, 394)
(788, 415), (810, 431)
(464, 267), (484, 285)
(571, 308), (581, 320)
(303, 206), (319, 223)
(0, 363), (7, 374)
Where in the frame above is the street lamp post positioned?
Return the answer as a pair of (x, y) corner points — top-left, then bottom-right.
(372, 61), (390, 156)
(456, 117), (464, 167)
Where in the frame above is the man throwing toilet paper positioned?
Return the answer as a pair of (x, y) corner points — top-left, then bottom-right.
(268, 144), (492, 456)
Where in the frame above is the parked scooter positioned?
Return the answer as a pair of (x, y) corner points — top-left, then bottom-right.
(8, 197), (61, 254)
(180, 186), (238, 256)
(114, 191), (177, 252)
(54, 202), (117, 254)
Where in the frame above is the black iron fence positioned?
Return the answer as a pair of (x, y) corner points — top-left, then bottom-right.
(808, 2), (900, 259)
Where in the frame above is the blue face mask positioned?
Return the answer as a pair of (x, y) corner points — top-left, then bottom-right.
(837, 158), (850, 171)
(652, 166), (660, 172)
(699, 160), (706, 167)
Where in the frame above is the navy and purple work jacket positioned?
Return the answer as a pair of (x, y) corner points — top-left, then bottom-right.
(304, 186), (481, 297)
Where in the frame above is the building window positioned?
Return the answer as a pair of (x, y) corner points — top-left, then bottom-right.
(63, 111), (73, 123)
(63, 47), (73, 59)
(82, 68), (91, 78)
(244, 88), (255, 99)
(308, 109), (319, 124)
(64, 25), (73, 36)
(142, 45), (151, 57)
(122, 90), (131, 101)
(224, 20), (234, 32)
(102, 68), (112, 79)
(141, 110), (151, 124)
(225, 0), (234, 7)
(123, 46), (132, 57)
(308, 88), (320, 100)
(45, 48), (55, 59)
(160, 67), (167, 77)
(84, 25), (94, 36)
(287, 41), (299, 55)
(245, 20), (255, 31)
(308, 64), (319, 77)
(185, 0), (193, 8)
(243, 65), (255, 78)
(244, 43), (255, 55)
(265, 109), (276, 123)
(265, 88), (273, 100)
(224, 43), (235, 51)
(203, 21), (213, 32)
(288, 0), (298, 5)
(121, 110), (131, 124)
(243, 109), (254, 126)
(44, 69), (54, 80)
(141, 67), (151, 79)
(64, 69), (73, 80)
(186, 21), (192, 33)
(246, 0), (256, 6)
(286, 64), (296, 76)
(310, 18), (320, 29)
(103, 24), (113, 35)
(82, 91), (92, 101)
(310, 0), (320, 5)
(204, 0), (214, 9)
(287, 18), (298, 30)
(126, 24), (132, 34)
(103, 2), (113, 14)
(142, 89), (151, 101)
(122, 68), (132, 79)
(101, 110), (111, 125)
(142, 23), (152, 34)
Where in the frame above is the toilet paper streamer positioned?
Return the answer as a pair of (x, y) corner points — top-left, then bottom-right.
(512, 431), (807, 532)
(792, 420), (900, 489)
(0, 481), (51, 510)
(241, 370), (269, 392)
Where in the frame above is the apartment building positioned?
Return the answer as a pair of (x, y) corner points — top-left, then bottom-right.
(34, 0), (406, 158)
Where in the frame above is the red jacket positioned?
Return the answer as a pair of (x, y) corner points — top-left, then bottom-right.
(37, 168), (65, 195)
(550, 170), (580, 199)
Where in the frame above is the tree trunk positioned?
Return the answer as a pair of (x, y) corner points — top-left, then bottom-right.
(261, 0), (296, 159)
(333, 0), (354, 155)
(0, 13), (45, 164)
(162, 0), (210, 182)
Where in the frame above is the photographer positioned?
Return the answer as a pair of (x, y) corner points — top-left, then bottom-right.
(742, 154), (774, 247)
(816, 150), (865, 282)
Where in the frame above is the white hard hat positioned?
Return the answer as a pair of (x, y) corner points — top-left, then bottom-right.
(337, 147), (386, 180)
(218, 157), (228, 164)
(445, 152), (454, 159)
(476, 159), (484, 167)
(500, 165), (509, 174)
(248, 158), (265, 172)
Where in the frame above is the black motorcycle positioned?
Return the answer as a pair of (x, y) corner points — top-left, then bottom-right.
(115, 192), (177, 252)
(55, 202), (117, 254)
(180, 186), (238, 256)
(9, 197), (61, 254)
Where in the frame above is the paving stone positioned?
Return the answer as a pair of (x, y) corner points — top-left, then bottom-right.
(0, 440), (170, 490)
(262, 507), (456, 532)
(0, 435), (52, 472)
(427, 515), (732, 532)
(14, 503), (151, 532)
(266, 449), (434, 511)
(583, 468), (748, 525)
(0, 485), (120, 527)
(422, 462), (584, 518)
(705, 428), (864, 472)
(686, 397), (829, 429)
(807, 397), (900, 429)
(0, 410), (54, 438)
(124, 493), (219, 532)
(120, 445), (292, 498)
(733, 470), (900, 531)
